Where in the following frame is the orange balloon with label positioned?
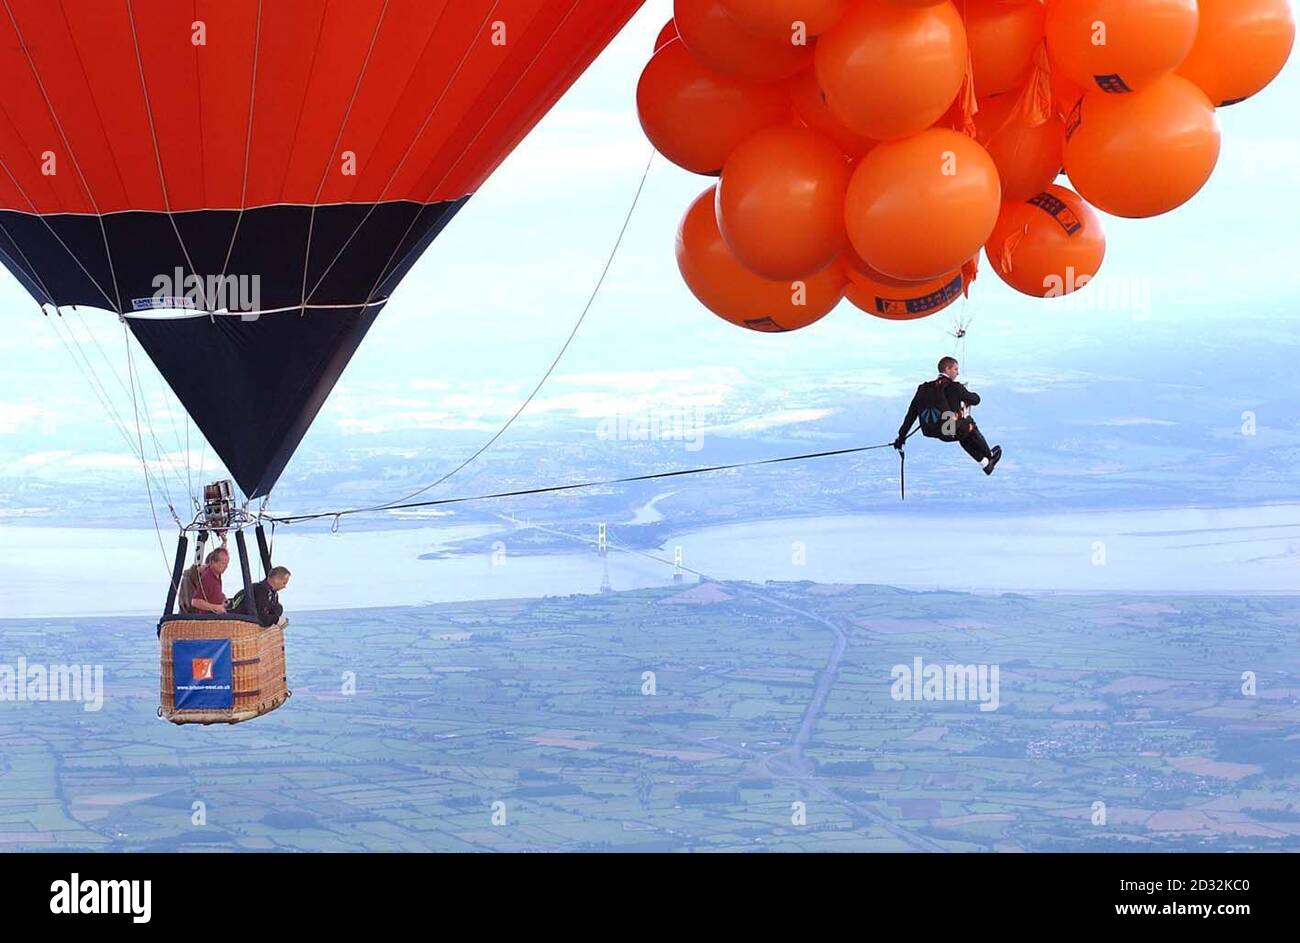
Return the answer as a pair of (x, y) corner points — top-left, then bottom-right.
(1046, 0), (1200, 95)
(1064, 74), (1221, 218)
(985, 185), (1106, 298)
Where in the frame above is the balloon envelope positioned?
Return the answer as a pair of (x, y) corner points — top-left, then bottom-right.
(963, 0), (1047, 96)
(1177, 0), (1296, 106)
(985, 186), (1106, 297)
(844, 129), (1002, 281)
(717, 126), (852, 280)
(0, 0), (643, 498)
(814, 0), (967, 141)
(1064, 75), (1221, 218)
(638, 38), (790, 175)
(1046, 0), (1200, 94)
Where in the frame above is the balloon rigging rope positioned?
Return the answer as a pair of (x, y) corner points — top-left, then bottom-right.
(286, 145), (660, 522)
(124, 323), (180, 582)
(185, 413), (193, 508)
(43, 311), (178, 510)
(120, 327), (181, 512)
(68, 309), (188, 497)
(0, 221), (161, 493)
(45, 315), (146, 466)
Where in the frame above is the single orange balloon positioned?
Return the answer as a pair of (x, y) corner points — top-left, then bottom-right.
(717, 126), (853, 280)
(985, 185), (1106, 297)
(1047, 0), (1199, 94)
(678, 187), (846, 331)
(1064, 75), (1221, 218)
(719, 0), (850, 39)
(655, 19), (679, 51)
(843, 256), (973, 321)
(963, 0), (1047, 96)
(974, 93), (1065, 203)
(675, 0), (812, 83)
(637, 39), (790, 175)
(845, 128), (1002, 281)
(788, 69), (878, 158)
(814, 0), (967, 141)
(1177, 0), (1296, 107)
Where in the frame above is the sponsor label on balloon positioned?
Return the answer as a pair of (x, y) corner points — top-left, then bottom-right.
(1092, 74), (1133, 94)
(132, 296), (197, 311)
(877, 274), (964, 316)
(1028, 192), (1084, 236)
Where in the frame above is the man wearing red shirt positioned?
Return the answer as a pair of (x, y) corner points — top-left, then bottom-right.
(192, 546), (230, 614)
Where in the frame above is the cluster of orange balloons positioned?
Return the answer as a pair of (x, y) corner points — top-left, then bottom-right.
(636, 0), (1294, 331)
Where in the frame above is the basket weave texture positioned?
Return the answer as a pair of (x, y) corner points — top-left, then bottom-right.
(160, 618), (288, 725)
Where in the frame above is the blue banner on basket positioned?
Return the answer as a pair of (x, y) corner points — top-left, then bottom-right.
(173, 639), (234, 710)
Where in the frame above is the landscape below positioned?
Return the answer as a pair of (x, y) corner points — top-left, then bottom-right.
(1, 581), (1297, 852)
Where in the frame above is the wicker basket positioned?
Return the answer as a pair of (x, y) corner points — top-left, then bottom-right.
(159, 618), (289, 725)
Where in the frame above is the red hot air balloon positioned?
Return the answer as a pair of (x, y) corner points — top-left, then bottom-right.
(0, 0), (643, 500)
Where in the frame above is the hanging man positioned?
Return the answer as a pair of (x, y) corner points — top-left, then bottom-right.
(894, 357), (1003, 475)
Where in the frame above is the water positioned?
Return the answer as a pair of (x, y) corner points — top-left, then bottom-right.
(675, 505), (1300, 594)
(627, 490), (678, 525)
(2, 503), (1298, 619)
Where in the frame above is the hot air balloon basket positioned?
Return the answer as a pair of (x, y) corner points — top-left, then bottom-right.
(159, 618), (289, 725)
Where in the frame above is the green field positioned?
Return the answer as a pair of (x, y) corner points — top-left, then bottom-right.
(1, 582), (1297, 851)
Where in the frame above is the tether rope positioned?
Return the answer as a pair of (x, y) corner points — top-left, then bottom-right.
(268, 429), (919, 526)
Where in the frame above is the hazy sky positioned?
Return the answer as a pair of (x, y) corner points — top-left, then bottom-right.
(2, 0), (1297, 494)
